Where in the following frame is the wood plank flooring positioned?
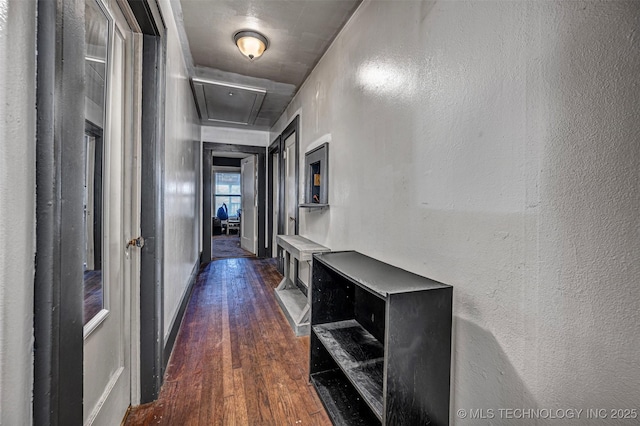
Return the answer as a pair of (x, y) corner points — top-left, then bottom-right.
(125, 258), (331, 426)
(211, 235), (255, 261)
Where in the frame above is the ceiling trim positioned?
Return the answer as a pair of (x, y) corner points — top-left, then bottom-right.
(192, 77), (266, 94)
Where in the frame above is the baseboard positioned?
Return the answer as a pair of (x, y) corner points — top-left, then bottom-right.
(162, 260), (200, 370)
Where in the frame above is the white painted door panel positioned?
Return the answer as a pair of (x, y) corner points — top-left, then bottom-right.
(241, 155), (257, 254)
(83, 1), (138, 423)
(283, 134), (297, 276)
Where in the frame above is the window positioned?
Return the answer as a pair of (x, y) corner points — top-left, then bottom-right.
(214, 172), (241, 218)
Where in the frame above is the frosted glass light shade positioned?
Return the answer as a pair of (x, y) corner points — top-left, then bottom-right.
(234, 31), (268, 60)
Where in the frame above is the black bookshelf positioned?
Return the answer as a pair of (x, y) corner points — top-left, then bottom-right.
(310, 251), (453, 426)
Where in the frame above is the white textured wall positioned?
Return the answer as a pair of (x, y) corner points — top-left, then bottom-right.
(0, 0), (37, 423)
(271, 1), (640, 423)
(201, 125), (270, 147)
(159, 0), (201, 338)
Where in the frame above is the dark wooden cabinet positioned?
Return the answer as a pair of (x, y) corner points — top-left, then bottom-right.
(310, 251), (453, 425)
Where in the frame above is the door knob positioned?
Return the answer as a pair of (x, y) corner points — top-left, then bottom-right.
(126, 236), (145, 248)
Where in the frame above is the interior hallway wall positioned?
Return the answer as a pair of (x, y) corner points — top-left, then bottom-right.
(158, 0), (201, 338)
(270, 1), (640, 423)
(0, 0), (37, 423)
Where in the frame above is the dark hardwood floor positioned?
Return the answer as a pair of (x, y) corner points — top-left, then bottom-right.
(211, 234), (255, 261)
(125, 258), (331, 425)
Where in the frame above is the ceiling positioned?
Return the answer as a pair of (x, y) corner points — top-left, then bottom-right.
(175, 0), (361, 130)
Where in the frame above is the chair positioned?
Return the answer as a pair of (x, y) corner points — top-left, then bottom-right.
(226, 217), (240, 235)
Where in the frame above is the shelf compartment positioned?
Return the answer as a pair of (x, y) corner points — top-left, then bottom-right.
(313, 319), (384, 420)
(311, 251), (453, 425)
(311, 369), (381, 426)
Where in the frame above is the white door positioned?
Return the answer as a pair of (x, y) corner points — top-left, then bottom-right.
(83, 0), (140, 424)
(283, 133), (297, 276)
(241, 155), (257, 254)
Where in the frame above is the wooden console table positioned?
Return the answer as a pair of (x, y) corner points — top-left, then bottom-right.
(275, 235), (330, 336)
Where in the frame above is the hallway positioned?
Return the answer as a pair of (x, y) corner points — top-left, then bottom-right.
(3, 0), (640, 423)
(125, 258), (330, 425)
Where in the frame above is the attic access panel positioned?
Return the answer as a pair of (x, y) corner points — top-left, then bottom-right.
(191, 78), (266, 126)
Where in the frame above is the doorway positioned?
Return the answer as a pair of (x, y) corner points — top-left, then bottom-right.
(267, 116), (299, 275)
(83, 0), (141, 423)
(202, 143), (267, 262)
(34, 0), (164, 422)
(268, 136), (282, 259)
(210, 153), (256, 260)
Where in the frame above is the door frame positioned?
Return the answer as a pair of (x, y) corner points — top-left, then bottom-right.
(281, 116), (300, 236)
(268, 135), (282, 260)
(274, 116), (299, 275)
(33, 1), (166, 423)
(34, 1), (86, 423)
(202, 142), (267, 261)
(126, 0), (167, 404)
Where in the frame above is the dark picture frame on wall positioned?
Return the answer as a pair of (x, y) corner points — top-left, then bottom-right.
(300, 142), (329, 208)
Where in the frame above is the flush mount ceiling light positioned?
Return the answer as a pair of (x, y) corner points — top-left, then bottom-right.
(233, 30), (269, 60)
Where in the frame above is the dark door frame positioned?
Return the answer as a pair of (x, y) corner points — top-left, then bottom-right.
(273, 115), (300, 276)
(281, 115), (300, 235)
(268, 135), (283, 261)
(202, 149), (213, 262)
(202, 142), (267, 261)
(34, 1), (86, 423)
